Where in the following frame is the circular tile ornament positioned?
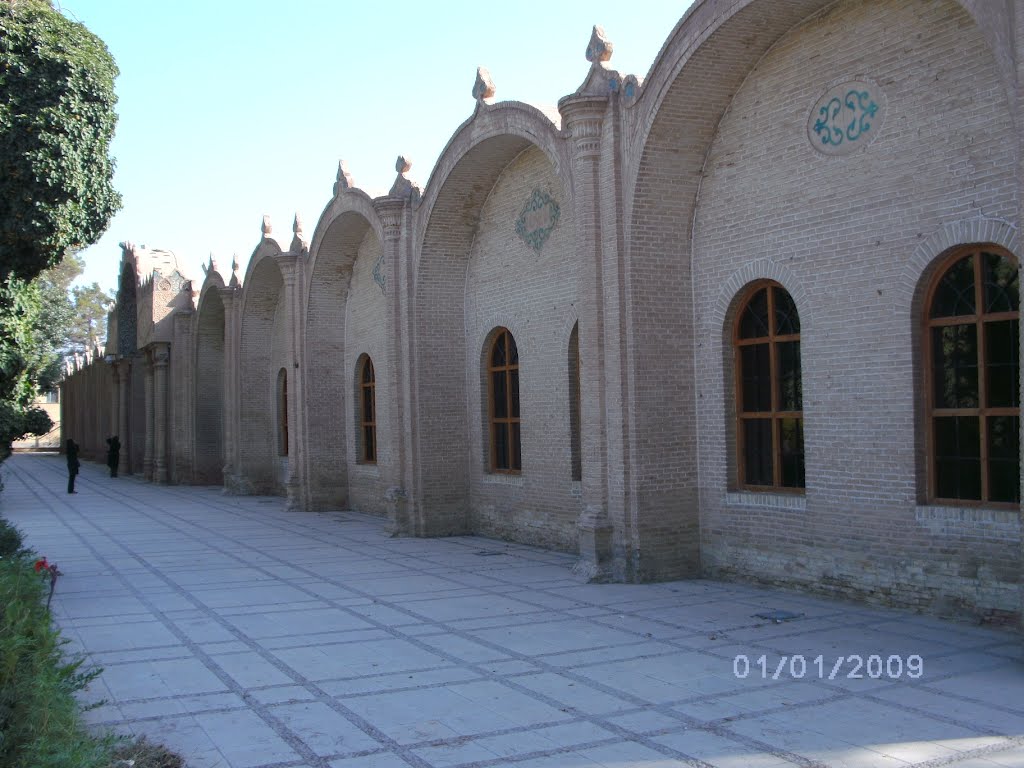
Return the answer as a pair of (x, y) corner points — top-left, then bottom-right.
(808, 80), (885, 156)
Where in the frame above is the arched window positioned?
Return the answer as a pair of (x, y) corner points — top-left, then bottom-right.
(734, 282), (804, 490)
(277, 368), (288, 457)
(359, 356), (377, 464)
(488, 328), (521, 473)
(568, 323), (582, 481)
(925, 246), (1019, 505)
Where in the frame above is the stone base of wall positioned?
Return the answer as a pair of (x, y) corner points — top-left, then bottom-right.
(703, 543), (1020, 627)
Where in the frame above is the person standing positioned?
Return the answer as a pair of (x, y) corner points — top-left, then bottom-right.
(106, 436), (120, 478)
(66, 439), (80, 494)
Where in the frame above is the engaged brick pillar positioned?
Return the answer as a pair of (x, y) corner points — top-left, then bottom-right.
(152, 342), (170, 484)
(109, 360), (118, 440)
(560, 93), (614, 581)
(116, 360), (130, 475)
(143, 353), (154, 481)
(273, 251), (302, 510)
(220, 285), (240, 491)
(375, 197), (411, 535)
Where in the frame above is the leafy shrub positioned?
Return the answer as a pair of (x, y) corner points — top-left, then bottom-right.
(0, 518), (22, 558)
(0, 526), (185, 768)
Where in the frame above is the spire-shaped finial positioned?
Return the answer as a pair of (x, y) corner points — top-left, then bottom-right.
(585, 25), (613, 64)
(472, 66), (496, 103)
(230, 253), (240, 287)
(290, 212), (308, 254)
(261, 215), (272, 238)
(334, 160), (354, 196)
(389, 156), (420, 202)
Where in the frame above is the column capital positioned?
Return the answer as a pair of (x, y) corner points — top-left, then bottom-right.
(272, 251), (299, 285)
(558, 94), (608, 160)
(148, 342), (170, 368)
(373, 198), (405, 242)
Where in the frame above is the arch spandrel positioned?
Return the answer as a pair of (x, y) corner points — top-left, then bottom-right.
(306, 195), (381, 310)
(308, 191), (381, 264)
(625, 0), (1015, 223)
(196, 268), (226, 313)
(414, 101), (571, 283)
(239, 237), (283, 303)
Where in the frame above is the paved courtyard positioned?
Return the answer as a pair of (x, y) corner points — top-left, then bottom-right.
(2, 454), (1022, 768)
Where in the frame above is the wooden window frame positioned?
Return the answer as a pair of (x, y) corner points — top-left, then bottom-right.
(733, 281), (804, 493)
(359, 356), (377, 464)
(924, 245), (1019, 507)
(488, 328), (521, 474)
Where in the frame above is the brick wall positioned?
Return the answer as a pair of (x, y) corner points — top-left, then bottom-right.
(463, 145), (580, 551)
(194, 288), (225, 484)
(687, 0), (1020, 621)
(345, 230), (389, 515)
(239, 253), (286, 495)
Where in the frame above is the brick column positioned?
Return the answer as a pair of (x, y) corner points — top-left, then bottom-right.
(116, 360), (131, 475)
(109, 359), (119, 440)
(1014, 3), (1024, 636)
(143, 352), (154, 480)
(152, 342), (170, 484)
(273, 252), (301, 509)
(220, 286), (240, 490)
(560, 94), (614, 581)
(375, 198), (412, 535)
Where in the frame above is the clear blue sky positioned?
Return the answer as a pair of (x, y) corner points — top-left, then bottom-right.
(60, 1), (694, 291)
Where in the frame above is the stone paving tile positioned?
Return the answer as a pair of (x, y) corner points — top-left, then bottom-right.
(2, 453), (1023, 768)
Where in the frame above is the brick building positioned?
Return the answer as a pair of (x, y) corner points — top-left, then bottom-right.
(62, 0), (1024, 626)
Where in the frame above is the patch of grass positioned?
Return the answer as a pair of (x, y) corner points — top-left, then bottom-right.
(109, 737), (184, 768)
(0, 518), (185, 768)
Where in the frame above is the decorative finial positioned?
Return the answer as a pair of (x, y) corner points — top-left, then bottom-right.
(202, 253), (216, 276)
(290, 212), (308, 254)
(472, 66), (496, 103)
(389, 156), (421, 202)
(334, 160), (354, 196)
(230, 254), (241, 288)
(261, 215), (272, 238)
(585, 25), (613, 64)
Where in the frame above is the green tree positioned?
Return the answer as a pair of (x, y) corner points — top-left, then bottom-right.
(0, 271), (72, 461)
(0, 0), (121, 283)
(0, 0), (121, 462)
(67, 282), (113, 357)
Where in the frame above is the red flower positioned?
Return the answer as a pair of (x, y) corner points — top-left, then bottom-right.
(34, 557), (48, 573)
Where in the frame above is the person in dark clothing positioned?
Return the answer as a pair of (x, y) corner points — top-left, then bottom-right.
(106, 436), (120, 478)
(66, 439), (80, 494)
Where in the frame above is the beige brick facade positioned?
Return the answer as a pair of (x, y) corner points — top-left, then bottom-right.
(61, 0), (1024, 627)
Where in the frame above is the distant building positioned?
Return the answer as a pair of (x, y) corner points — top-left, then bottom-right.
(13, 389), (61, 451)
(60, 1), (1024, 628)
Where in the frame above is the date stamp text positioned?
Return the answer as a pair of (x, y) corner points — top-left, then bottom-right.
(733, 654), (923, 680)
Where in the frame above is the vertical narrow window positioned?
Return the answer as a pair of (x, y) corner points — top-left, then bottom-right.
(569, 323), (582, 481)
(359, 356), (377, 464)
(734, 282), (804, 490)
(277, 368), (288, 456)
(926, 247), (1019, 504)
(488, 328), (521, 473)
